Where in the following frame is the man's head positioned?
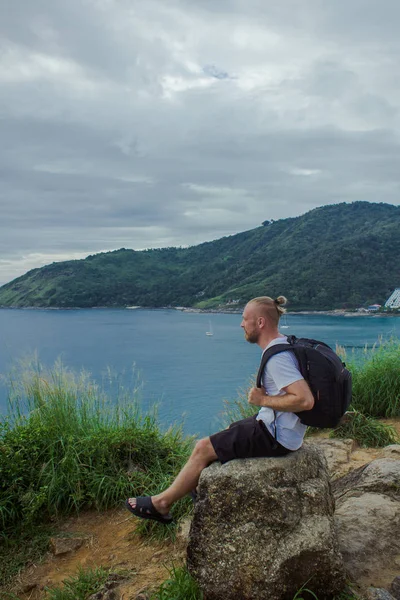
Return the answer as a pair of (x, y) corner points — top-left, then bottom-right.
(241, 295), (287, 346)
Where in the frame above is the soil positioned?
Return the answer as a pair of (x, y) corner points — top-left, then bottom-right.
(7, 419), (400, 599)
(12, 509), (190, 599)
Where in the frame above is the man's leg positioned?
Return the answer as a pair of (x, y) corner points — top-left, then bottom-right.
(126, 437), (217, 515)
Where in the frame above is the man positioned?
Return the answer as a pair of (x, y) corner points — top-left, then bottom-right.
(125, 295), (314, 524)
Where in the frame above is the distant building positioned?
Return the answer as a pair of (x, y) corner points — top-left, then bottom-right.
(367, 304), (381, 312)
(385, 288), (400, 309)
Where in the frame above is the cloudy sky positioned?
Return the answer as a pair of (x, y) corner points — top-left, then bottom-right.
(1, 0), (400, 284)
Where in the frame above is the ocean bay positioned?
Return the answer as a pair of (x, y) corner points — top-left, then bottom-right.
(0, 308), (398, 437)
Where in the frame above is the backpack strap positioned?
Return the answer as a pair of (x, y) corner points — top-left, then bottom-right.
(256, 343), (296, 388)
(256, 340), (297, 450)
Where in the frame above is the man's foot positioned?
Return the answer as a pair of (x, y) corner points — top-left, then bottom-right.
(125, 497), (173, 525)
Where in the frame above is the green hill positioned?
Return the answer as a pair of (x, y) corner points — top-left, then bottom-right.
(1, 201), (399, 310)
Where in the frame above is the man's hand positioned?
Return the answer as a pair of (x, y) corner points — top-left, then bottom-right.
(248, 379), (314, 413)
(248, 386), (267, 407)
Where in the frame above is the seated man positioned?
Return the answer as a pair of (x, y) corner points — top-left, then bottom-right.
(125, 295), (314, 524)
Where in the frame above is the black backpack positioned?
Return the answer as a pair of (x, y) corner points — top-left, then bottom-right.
(256, 335), (352, 428)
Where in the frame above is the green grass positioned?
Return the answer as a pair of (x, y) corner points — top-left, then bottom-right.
(346, 337), (400, 417)
(0, 359), (194, 559)
(331, 410), (399, 447)
(149, 564), (203, 600)
(0, 523), (55, 590)
(43, 565), (110, 600)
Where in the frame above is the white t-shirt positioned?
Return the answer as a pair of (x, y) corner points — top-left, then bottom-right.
(256, 336), (307, 451)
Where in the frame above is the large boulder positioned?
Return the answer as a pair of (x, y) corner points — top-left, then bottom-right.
(333, 457), (400, 587)
(187, 444), (345, 600)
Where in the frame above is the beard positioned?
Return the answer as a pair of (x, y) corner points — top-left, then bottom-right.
(244, 329), (259, 344)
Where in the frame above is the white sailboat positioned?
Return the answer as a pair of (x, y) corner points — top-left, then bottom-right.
(280, 314), (289, 329)
(206, 321), (214, 336)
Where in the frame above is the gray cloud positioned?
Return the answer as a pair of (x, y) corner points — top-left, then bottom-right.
(1, 0), (400, 284)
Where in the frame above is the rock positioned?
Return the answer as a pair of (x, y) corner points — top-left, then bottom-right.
(88, 590), (117, 600)
(308, 438), (356, 478)
(187, 445), (345, 600)
(104, 573), (126, 590)
(366, 587), (397, 600)
(87, 573), (127, 600)
(389, 576), (400, 600)
(176, 516), (192, 542)
(333, 456), (400, 587)
(50, 536), (87, 555)
(335, 492), (400, 581)
(333, 459), (400, 501)
(20, 580), (39, 593)
(88, 592), (117, 600)
(381, 445), (400, 459)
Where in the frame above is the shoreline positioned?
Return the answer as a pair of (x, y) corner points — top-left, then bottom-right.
(0, 305), (398, 317)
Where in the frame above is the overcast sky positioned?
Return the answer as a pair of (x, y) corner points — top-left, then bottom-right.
(1, 1), (400, 284)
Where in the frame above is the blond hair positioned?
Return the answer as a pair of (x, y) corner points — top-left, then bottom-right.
(248, 295), (287, 326)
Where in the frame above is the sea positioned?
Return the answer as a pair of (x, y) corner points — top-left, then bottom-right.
(0, 308), (398, 437)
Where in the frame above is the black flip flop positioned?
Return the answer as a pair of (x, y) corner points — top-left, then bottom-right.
(125, 497), (173, 525)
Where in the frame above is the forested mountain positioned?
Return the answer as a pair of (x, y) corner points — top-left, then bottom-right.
(1, 202), (399, 310)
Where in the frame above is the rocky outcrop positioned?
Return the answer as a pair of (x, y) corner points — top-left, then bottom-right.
(187, 445), (345, 600)
(333, 456), (400, 587)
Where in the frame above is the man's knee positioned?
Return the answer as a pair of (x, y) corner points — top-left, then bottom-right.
(192, 437), (217, 464)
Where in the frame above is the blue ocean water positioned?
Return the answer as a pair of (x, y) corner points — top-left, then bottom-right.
(0, 309), (398, 437)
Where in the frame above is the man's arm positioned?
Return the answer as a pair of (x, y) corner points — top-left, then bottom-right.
(248, 379), (314, 413)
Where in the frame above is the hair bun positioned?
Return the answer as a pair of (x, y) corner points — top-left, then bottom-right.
(275, 295), (287, 306)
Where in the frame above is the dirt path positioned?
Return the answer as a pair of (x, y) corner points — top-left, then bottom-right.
(14, 508), (189, 599)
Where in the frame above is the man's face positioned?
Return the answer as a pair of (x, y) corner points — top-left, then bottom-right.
(241, 303), (260, 344)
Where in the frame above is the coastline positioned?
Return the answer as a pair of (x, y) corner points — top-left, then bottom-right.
(180, 307), (399, 317)
(0, 305), (398, 317)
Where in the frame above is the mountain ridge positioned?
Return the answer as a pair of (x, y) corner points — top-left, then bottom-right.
(1, 201), (399, 310)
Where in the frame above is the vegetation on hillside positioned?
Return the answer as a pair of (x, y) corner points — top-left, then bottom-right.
(1, 201), (400, 309)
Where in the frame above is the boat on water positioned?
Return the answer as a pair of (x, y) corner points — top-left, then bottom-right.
(280, 314), (289, 329)
(206, 321), (214, 336)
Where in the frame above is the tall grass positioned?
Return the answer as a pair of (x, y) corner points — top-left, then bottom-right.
(345, 338), (400, 417)
(0, 359), (194, 535)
